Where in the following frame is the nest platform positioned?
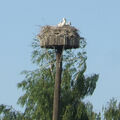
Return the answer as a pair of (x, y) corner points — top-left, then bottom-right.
(38, 25), (81, 49)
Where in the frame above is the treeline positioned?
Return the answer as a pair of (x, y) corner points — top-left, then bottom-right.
(0, 39), (119, 120)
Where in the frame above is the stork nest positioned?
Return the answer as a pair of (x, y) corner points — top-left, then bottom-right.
(38, 25), (81, 49)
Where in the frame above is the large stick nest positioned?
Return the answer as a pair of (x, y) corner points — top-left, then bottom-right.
(38, 25), (81, 49)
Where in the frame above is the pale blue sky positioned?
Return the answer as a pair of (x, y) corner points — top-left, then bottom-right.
(0, 0), (120, 113)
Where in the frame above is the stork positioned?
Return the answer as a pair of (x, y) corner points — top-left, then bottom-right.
(58, 18), (66, 27)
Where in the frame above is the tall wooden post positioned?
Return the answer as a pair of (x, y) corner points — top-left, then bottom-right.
(38, 23), (81, 120)
(53, 48), (62, 120)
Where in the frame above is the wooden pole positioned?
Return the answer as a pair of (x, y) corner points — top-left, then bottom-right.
(53, 48), (62, 120)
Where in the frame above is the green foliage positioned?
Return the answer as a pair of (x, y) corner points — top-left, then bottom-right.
(0, 38), (99, 120)
(17, 39), (98, 119)
(103, 98), (120, 120)
(86, 102), (101, 120)
(62, 101), (89, 120)
(0, 104), (28, 120)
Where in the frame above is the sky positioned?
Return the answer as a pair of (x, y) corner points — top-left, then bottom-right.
(0, 0), (120, 113)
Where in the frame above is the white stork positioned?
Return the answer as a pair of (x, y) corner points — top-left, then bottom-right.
(58, 18), (66, 27)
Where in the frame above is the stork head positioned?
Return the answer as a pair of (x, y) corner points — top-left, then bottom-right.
(63, 18), (66, 22)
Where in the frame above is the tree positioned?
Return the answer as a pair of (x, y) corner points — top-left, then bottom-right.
(0, 38), (99, 120)
(0, 104), (27, 120)
(103, 98), (120, 120)
(85, 102), (101, 120)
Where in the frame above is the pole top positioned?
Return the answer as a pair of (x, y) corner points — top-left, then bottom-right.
(37, 19), (83, 49)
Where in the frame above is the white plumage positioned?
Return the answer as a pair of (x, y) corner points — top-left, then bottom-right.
(61, 18), (66, 26)
(58, 18), (71, 27)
